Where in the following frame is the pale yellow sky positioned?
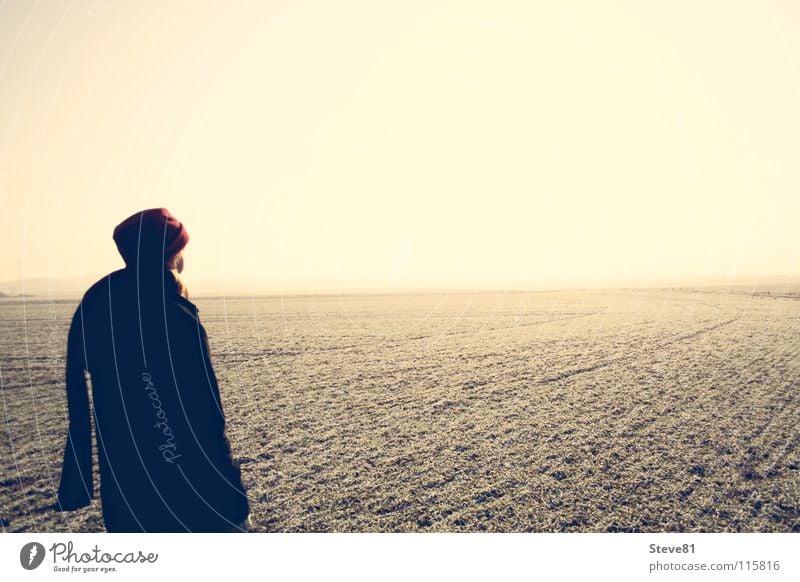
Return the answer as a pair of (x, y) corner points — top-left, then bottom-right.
(1, 1), (798, 293)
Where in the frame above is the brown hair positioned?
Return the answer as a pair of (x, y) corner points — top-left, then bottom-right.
(166, 252), (189, 299)
(167, 269), (189, 299)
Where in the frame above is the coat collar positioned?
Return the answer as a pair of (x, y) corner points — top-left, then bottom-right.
(174, 292), (200, 314)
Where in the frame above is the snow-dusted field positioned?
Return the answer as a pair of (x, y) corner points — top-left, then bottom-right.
(2, 289), (798, 532)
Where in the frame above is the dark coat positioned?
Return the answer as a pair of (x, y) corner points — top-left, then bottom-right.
(56, 266), (250, 532)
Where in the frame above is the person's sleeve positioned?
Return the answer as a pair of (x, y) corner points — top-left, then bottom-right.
(171, 305), (250, 520)
(195, 320), (251, 519)
(56, 306), (94, 511)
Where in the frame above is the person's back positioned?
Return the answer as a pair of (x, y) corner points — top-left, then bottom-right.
(56, 208), (250, 532)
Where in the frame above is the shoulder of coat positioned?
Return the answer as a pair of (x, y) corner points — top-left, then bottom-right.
(76, 269), (125, 316)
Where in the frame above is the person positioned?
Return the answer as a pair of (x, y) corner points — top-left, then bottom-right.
(56, 208), (251, 532)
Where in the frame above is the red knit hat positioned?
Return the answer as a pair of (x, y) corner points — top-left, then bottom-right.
(113, 208), (190, 266)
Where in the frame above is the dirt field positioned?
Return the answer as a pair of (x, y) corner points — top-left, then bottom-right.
(2, 288), (798, 532)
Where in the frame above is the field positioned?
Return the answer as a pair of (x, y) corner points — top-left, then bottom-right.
(1, 288), (799, 532)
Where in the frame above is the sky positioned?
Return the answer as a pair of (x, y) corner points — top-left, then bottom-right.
(1, 1), (799, 294)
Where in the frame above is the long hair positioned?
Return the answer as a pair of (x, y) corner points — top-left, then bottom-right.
(167, 269), (189, 299)
(166, 253), (189, 299)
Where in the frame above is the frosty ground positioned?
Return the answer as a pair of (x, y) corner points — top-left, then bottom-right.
(2, 288), (798, 532)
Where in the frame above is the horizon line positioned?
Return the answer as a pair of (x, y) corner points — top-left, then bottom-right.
(3, 273), (800, 301)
